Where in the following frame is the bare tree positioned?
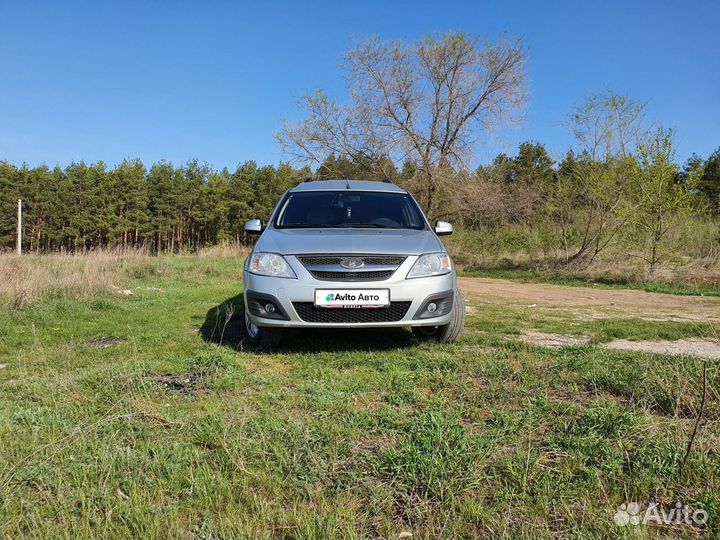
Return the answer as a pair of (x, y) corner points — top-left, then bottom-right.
(278, 32), (526, 219)
(569, 93), (646, 161)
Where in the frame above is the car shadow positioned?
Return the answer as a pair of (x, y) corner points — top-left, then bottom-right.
(199, 293), (247, 348)
(199, 293), (417, 353)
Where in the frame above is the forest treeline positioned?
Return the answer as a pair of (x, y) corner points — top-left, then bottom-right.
(0, 141), (719, 272)
(0, 160), (310, 252)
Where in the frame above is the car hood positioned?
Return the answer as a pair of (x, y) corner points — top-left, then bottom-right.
(256, 228), (444, 255)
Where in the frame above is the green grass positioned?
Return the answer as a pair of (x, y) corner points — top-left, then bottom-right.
(461, 268), (720, 297)
(1, 255), (718, 539)
(465, 300), (718, 344)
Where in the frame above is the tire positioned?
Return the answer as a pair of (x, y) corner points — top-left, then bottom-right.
(243, 309), (284, 349)
(412, 288), (465, 343)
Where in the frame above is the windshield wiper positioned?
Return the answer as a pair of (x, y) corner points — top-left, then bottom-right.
(279, 223), (341, 229)
(344, 223), (404, 229)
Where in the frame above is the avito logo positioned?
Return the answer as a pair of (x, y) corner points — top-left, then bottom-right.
(614, 502), (708, 527)
(325, 292), (381, 302)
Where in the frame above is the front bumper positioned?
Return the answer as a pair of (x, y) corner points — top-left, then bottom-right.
(243, 254), (457, 328)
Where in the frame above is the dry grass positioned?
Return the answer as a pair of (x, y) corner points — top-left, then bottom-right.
(0, 248), (154, 308)
(195, 241), (251, 259)
(562, 257), (720, 289)
(0, 243), (250, 308)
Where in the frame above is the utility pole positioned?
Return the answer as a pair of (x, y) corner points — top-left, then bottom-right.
(17, 199), (22, 255)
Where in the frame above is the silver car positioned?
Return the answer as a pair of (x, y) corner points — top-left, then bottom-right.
(242, 179), (465, 348)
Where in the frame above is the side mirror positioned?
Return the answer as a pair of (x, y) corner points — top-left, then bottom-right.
(244, 219), (264, 235)
(434, 221), (453, 236)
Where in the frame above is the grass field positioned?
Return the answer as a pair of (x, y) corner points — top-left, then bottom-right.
(0, 252), (718, 539)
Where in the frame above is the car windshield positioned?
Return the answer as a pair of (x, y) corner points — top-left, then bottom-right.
(275, 191), (426, 230)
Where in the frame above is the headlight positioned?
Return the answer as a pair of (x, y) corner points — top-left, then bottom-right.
(407, 253), (452, 278)
(247, 253), (297, 278)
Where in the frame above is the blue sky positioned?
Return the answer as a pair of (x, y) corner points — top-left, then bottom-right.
(1, 0), (718, 170)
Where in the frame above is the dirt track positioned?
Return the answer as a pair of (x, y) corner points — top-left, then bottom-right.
(458, 277), (720, 323)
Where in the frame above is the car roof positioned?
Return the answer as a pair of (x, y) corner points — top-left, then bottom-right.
(289, 179), (407, 193)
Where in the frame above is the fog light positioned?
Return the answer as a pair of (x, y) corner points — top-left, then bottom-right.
(265, 303), (276, 314)
(427, 302), (437, 313)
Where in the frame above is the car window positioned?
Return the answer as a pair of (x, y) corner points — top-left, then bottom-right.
(275, 191), (426, 230)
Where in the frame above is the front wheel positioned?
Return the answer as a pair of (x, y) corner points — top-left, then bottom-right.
(412, 289), (465, 343)
(243, 310), (284, 349)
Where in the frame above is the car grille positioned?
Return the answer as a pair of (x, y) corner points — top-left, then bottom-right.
(296, 254), (407, 282)
(309, 270), (395, 281)
(297, 255), (406, 266)
(292, 302), (412, 323)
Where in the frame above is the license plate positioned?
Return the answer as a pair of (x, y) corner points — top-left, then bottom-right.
(314, 289), (390, 308)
